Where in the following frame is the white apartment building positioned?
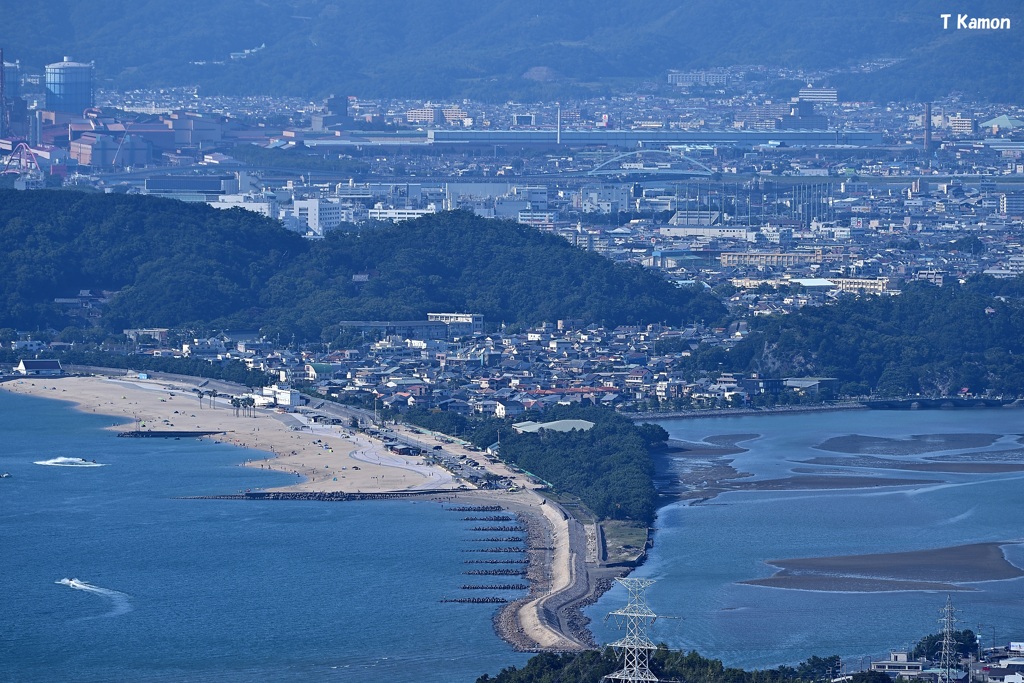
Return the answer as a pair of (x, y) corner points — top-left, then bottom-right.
(293, 198), (352, 235)
(797, 86), (838, 103)
(367, 204), (439, 222)
(209, 193), (278, 218)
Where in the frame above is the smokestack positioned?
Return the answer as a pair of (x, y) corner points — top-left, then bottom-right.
(0, 47), (6, 139)
(924, 102), (932, 152)
(556, 103), (561, 145)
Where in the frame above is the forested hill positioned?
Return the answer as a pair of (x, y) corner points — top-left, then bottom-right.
(1, 0), (1020, 102)
(0, 190), (724, 339)
(728, 278), (1024, 397)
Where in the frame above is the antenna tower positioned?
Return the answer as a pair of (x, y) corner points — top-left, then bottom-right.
(937, 594), (960, 683)
(605, 577), (658, 683)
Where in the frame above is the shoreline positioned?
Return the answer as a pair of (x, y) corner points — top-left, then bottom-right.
(0, 373), (595, 653)
(630, 402), (867, 421)
(20, 374), (1016, 653)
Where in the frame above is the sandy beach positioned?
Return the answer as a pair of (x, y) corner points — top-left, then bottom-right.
(1, 372), (588, 652)
(2, 374), (459, 494)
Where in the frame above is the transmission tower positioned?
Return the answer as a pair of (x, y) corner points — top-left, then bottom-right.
(605, 577), (659, 683)
(937, 594), (960, 683)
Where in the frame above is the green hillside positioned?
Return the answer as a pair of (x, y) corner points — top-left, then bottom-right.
(0, 190), (725, 339)
(730, 279), (1024, 397)
(1, 0), (1020, 101)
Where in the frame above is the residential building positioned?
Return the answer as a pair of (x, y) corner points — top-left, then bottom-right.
(949, 114), (977, 135)
(797, 86), (838, 103)
(15, 359), (63, 376)
(293, 198), (349, 234)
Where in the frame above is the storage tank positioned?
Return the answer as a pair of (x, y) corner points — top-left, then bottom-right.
(45, 56), (93, 113)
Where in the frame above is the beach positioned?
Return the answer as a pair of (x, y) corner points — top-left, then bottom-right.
(1, 371), (591, 653)
(2, 374), (458, 494)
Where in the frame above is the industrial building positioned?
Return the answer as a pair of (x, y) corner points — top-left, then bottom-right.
(144, 174), (239, 201)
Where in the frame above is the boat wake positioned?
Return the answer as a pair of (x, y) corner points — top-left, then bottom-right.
(55, 578), (133, 618)
(34, 457), (107, 467)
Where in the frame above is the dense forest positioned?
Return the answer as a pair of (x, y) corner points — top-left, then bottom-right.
(730, 278), (1024, 397)
(403, 405), (666, 524)
(1, 0), (1020, 102)
(4, 190), (1023, 399)
(0, 191), (724, 340)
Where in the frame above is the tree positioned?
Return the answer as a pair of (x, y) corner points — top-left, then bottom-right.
(911, 629), (977, 661)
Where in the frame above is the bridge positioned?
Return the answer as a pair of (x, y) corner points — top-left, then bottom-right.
(587, 148), (714, 178)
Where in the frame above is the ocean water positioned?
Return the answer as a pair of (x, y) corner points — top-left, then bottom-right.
(0, 389), (528, 683)
(588, 410), (1024, 671)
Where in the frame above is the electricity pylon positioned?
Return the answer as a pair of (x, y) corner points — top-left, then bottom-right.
(937, 594), (960, 683)
(605, 577), (659, 683)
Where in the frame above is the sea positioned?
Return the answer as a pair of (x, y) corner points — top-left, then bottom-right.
(0, 389), (529, 683)
(4, 391), (1024, 682)
(586, 409), (1024, 671)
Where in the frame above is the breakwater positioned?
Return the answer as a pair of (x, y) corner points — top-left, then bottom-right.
(118, 430), (224, 438)
(182, 490), (452, 502)
(865, 397), (1020, 410)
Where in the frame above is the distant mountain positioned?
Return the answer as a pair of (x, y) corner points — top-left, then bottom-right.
(0, 191), (725, 339)
(1, 0), (1020, 102)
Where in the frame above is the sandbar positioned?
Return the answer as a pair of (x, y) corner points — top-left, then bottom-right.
(798, 457), (1024, 474)
(725, 475), (936, 491)
(815, 433), (1001, 456)
(742, 542), (1024, 592)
